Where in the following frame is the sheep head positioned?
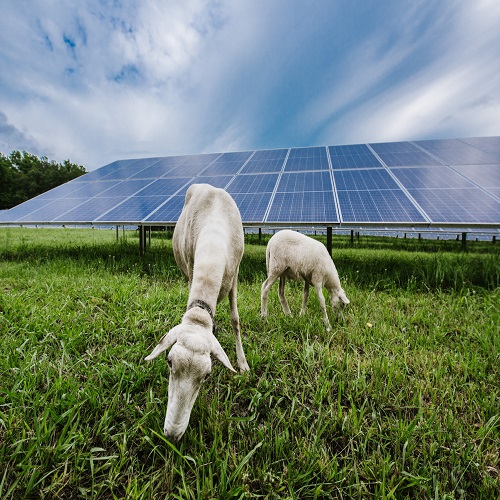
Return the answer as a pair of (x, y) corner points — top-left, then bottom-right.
(330, 289), (350, 309)
(145, 322), (235, 441)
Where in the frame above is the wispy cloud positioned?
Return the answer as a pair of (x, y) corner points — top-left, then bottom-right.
(0, 111), (42, 156)
(0, 1), (499, 169)
(314, 1), (500, 144)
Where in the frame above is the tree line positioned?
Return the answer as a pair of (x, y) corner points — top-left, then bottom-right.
(0, 151), (86, 210)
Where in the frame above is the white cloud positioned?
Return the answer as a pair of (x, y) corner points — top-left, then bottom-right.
(314, 1), (500, 145)
(0, 111), (42, 156)
(0, 1), (236, 167)
(0, 0), (499, 169)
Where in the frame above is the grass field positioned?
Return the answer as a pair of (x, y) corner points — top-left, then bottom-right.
(0, 227), (499, 499)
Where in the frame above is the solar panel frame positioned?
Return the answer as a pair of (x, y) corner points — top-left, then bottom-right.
(1, 136), (499, 229)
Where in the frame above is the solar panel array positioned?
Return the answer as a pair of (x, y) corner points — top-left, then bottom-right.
(1, 136), (499, 228)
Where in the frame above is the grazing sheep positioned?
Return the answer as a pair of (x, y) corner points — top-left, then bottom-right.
(145, 184), (249, 441)
(261, 229), (349, 331)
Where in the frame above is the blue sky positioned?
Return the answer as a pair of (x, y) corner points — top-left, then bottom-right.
(1, 1), (500, 170)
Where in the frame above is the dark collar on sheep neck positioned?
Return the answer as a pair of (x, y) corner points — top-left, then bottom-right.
(187, 299), (214, 320)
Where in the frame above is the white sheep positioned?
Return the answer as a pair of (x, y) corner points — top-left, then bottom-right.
(261, 229), (349, 331)
(145, 184), (249, 441)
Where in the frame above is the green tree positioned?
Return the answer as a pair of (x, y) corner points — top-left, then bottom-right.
(0, 151), (86, 209)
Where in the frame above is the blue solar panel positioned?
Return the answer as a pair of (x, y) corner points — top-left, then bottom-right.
(97, 196), (167, 222)
(54, 198), (127, 222)
(334, 169), (400, 191)
(333, 167), (427, 223)
(226, 174), (279, 194)
(407, 188), (500, 224)
(248, 148), (288, 161)
(0, 199), (60, 220)
(329, 144), (373, 156)
(232, 192), (273, 222)
(1, 136), (498, 227)
(284, 147), (329, 171)
(337, 190), (427, 223)
(175, 176), (234, 196)
(370, 142), (420, 154)
(19, 198), (90, 222)
(450, 165), (500, 193)
(130, 162), (179, 179)
(276, 171), (332, 192)
(266, 191), (338, 222)
(240, 148), (288, 173)
(460, 136), (500, 152)
(0, 210), (12, 222)
(137, 178), (191, 196)
(188, 176), (233, 190)
(420, 146), (500, 165)
(97, 158), (163, 180)
(200, 151), (253, 175)
(329, 150), (382, 169)
(390, 167), (477, 189)
(375, 151), (441, 167)
(72, 167), (122, 182)
(33, 181), (108, 200)
(94, 179), (153, 197)
(182, 153), (221, 165)
(144, 196), (185, 223)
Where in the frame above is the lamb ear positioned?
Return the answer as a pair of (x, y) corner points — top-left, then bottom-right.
(339, 290), (350, 304)
(210, 335), (236, 372)
(144, 328), (179, 361)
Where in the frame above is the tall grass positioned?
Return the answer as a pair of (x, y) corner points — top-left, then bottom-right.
(0, 227), (499, 498)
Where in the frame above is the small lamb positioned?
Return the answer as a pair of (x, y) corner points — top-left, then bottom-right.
(145, 184), (249, 441)
(261, 229), (349, 331)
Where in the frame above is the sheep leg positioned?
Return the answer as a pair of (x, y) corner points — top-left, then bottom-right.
(315, 284), (332, 331)
(300, 281), (310, 316)
(278, 275), (292, 316)
(261, 273), (278, 317)
(229, 280), (250, 372)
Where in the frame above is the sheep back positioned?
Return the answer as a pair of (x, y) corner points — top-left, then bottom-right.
(173, 184), (244, 303)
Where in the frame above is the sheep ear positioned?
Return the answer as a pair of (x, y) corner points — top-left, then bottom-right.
(339, 290), (350, 304)
(144, 328), (179, 361)
(210, 335), (236, 372)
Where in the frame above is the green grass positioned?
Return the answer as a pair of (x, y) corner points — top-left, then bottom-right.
(0, 227), (499, 499)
